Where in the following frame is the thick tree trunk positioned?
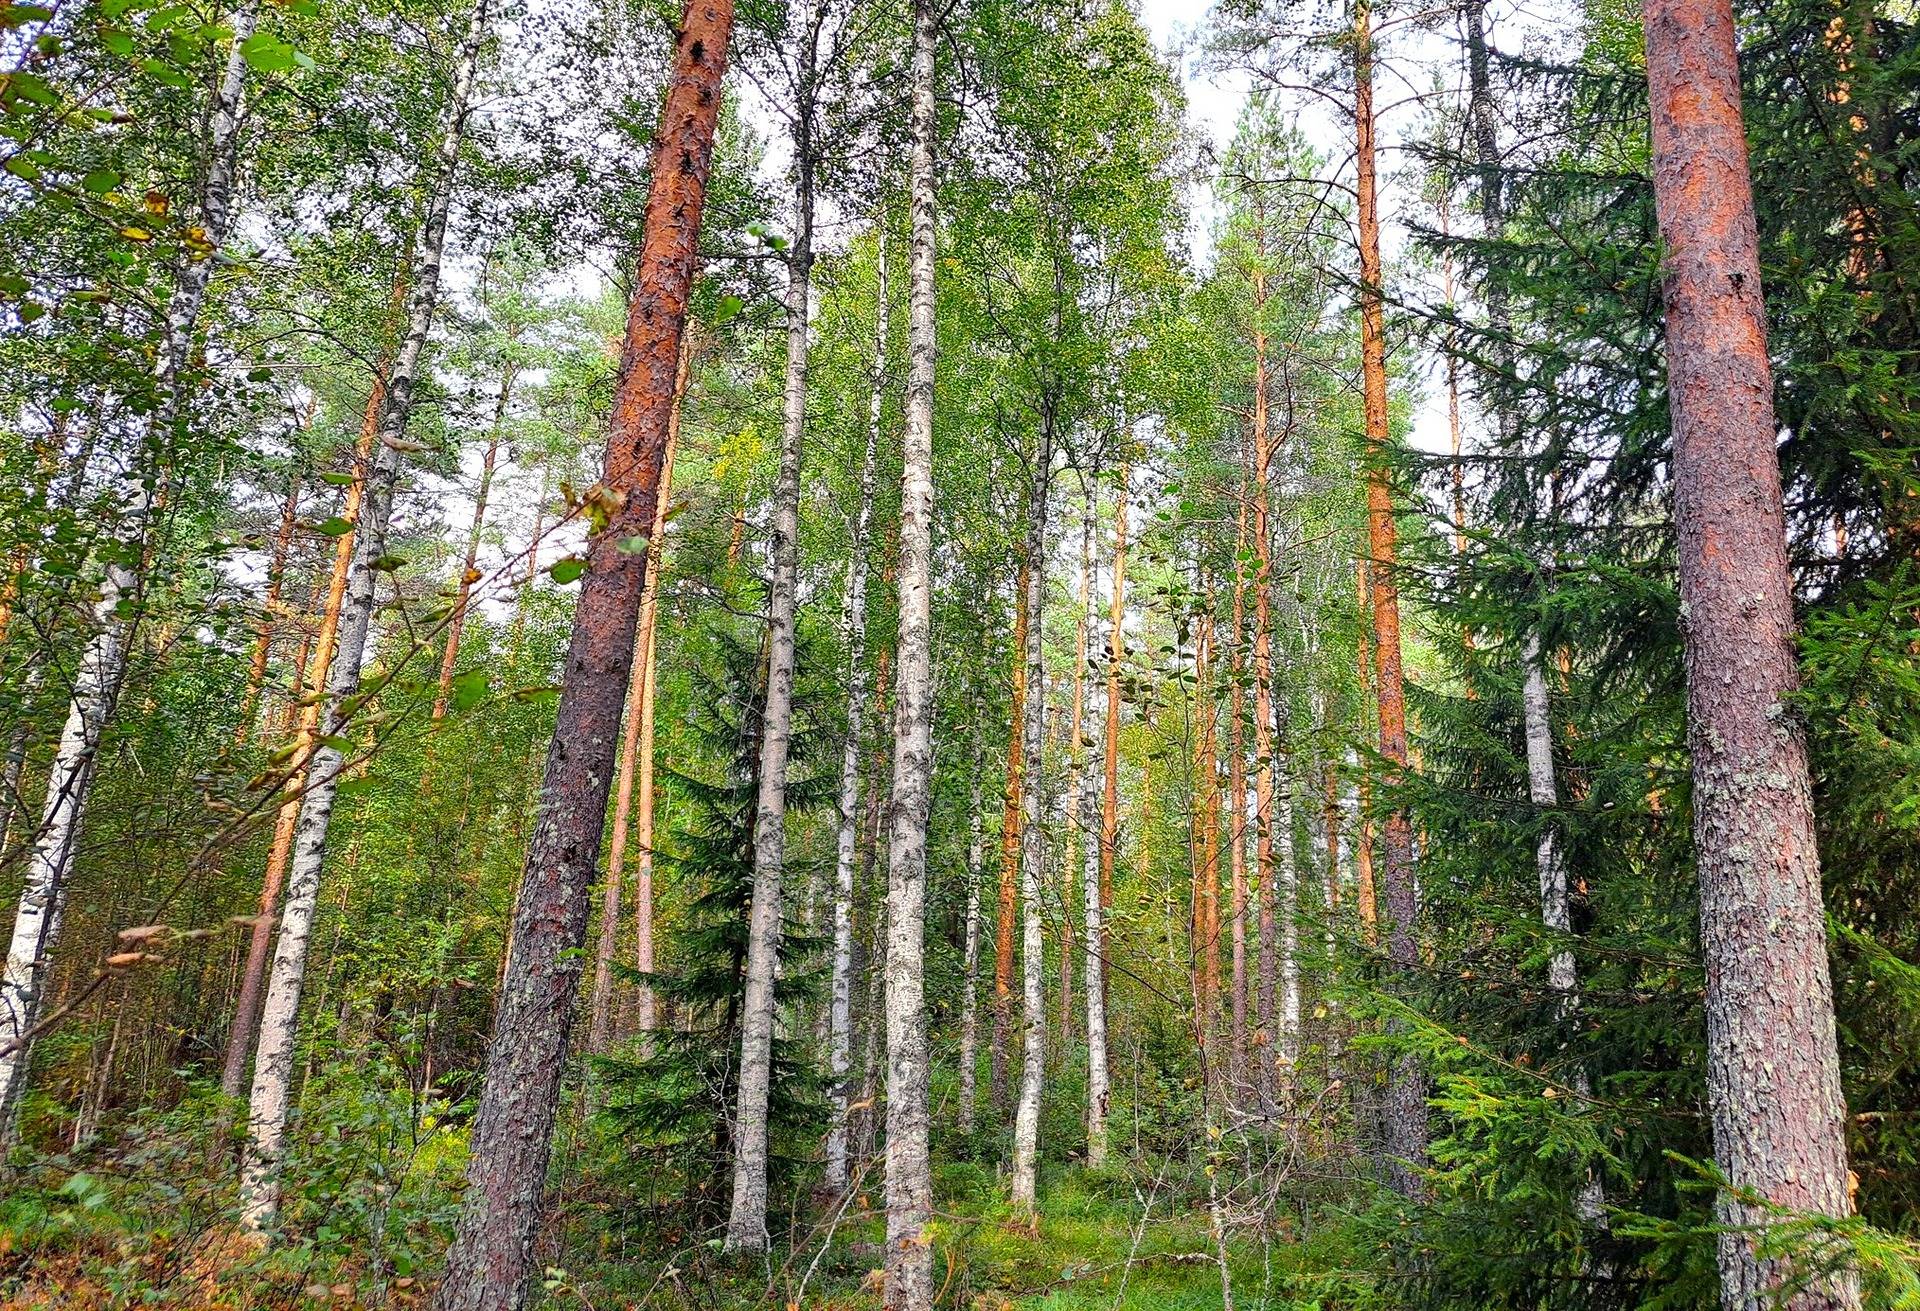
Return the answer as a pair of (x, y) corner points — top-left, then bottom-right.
(1010, 416), (1052, 1214)
(725, 15), (820, 1236)
(825, 228), (885, 1195)
(880, 10), (938, 1298)
(0, 2), (259, 1147)
(588, 346), (685, 1056)
(1643, 2), (1858, 1304)
(431, 4), (733, 1303)
(239, 1), (485, 1230)
(1354, 0), (1424, 1195)
(990, 559), (1030, 1116)
(432, 365), (515, 721)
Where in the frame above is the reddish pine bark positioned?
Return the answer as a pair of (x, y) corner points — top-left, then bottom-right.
(1644, 1), (1858, 1304)
(433, 4), (735, 1306)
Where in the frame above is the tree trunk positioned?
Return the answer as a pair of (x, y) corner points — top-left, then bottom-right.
(1062, 482), (1096, 1051)
(239, 0), (485, 1230)
(1226, 477), (1249, 1098)
(826, 227), (886, 1195)
(1191, 604), (1220, 1091)
(1098, 464), (1126, 1028)
(432, 364), (515, 721)
(1354, 0), (1423, 1195)
(1643, 2), (1858, 1304)
(220, 263), (406, 1106)
(588, 342), (686, 1057)
(990, 558), (1030, 1116)
(0, 1), (260, 1147)
(881, 8), (938, 1293)
(235, 463), (302, 745)
(958, 761), (984, 1136)
(725, 5), (821, 1240)
(1080, 715), (1109, 1170)
(431, 3), (732, 1303)
(1009, 414), (1052, 1214)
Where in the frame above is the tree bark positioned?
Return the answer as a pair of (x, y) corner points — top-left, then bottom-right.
(430, 4), (732, 1303)
(1643, 2), (1858, 1304)
(1010, 413), (1053, 1214)
(826, 227), (886, 1195)
(725, 2), (821, 1241)
(881, 5), (938, 1298)
(0, 1), (259, 1147)
(958, 760), (984, 1136)
(588, 343), (686, 1057)
(1226, 474), (1249, 1098)
(1354, 0), (1424, 1195)
(239, 0), (485, 1230)
(990, 558), (1030, 1116)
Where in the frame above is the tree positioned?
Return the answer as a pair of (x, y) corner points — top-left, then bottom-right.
(432, 0), (737, 1303)
(1643, 0), (1858, 1304)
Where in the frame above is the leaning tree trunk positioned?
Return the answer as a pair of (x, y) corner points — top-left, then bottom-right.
(1354, 0), (1424, 1196)
(0, 1), (259, 1148)
(825, 228), (886, 1195)
(1643, 2), (1858, 1305)
(881, 6), (939, 1298)
(239, 0), (487, 1233)
(587, 344), (685, 1057)
(432, 4), (734, 1305)
(1009, 412), (1053, 1215)
(725, 4), (822, 1240)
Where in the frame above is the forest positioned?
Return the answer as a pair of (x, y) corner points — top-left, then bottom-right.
(0, 0), (1917, 1305)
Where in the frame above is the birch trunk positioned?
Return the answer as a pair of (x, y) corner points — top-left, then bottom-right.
(238, 2), (485, 1233)
(725, 4), (820, 1240)
(1097, 463), (1125, 1046)
(881, 8), (938, 1293)
(991, 560), (1030, 1115)
(588, 345), (685, 1056)
(958, 765), (984, 1136)
(1061, 484), (1095, 1050)
(0, 2), (259, 1147)
(1080, 720), (1108, 1169)
(1643, 2), (1857, 1302)
(1009, 416), (1052, 1214)
(434, 4), (733, 1304)
(825, 227), (886, 1195)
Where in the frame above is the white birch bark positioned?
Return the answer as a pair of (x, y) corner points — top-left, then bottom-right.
(238, 0), (485, 1230)
(726, 3), (821, 1241)
(880, 4), (938, 1299)
(958, 765), (984, 1134)
(0, 2), (259, 1147)
(1080, 729), (1108, 1169)
(1009, 426), (1051, 1213)
(824, 226), (885, 1196)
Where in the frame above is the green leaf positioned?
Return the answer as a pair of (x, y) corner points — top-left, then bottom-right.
(81, 168), (120, 193)
(137, 58), (191, 89)
(314, 516), (352, 536)
(238, 32), (298, 73)
(549, 557), (585, 584)
(4, 156), (42, 182)
(99, 28), (136, 57)
(450, 668), (488, 713)
(318, 470), (354, 486)
(712, 294), (743, 325)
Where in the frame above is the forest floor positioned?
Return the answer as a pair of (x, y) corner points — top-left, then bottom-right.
(0, 1162), (1350, 1309)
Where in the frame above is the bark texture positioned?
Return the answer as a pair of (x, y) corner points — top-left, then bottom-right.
(881, 5), (938, 1300)
(239, 0), (485, 1230)
(990, 559), (1030, 1115)
(825, 228), (885, 1194)
(0, 2), (259, 1146)
(1643, 1), (1857, 1303)
(1010, 420), (1052, 1213)
(432, 3), (733, 1304)
(1354, 0), (1424, 1195)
